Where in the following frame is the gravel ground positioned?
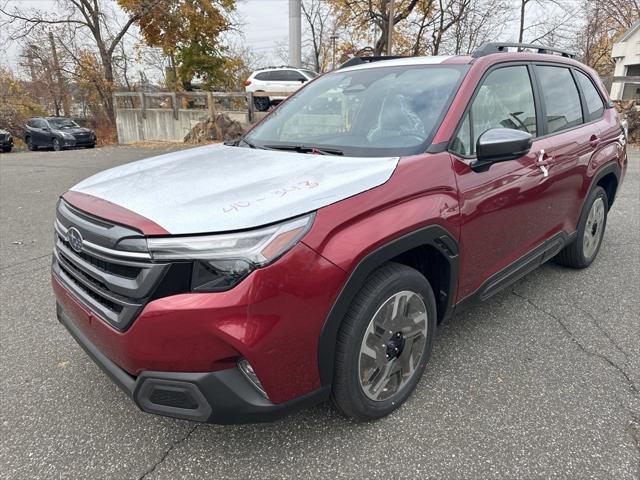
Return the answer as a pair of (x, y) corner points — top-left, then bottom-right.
(0, 145), (638, 479)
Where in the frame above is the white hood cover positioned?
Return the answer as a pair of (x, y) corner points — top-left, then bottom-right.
(71, 144), (399, 234)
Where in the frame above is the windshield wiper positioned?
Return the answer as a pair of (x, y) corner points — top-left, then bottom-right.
(263, 144), (343, 156)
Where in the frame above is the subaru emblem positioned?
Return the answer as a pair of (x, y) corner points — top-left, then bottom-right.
(68, 227), (83, 253)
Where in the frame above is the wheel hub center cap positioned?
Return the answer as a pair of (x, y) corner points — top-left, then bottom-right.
(386, 332), (405, 360)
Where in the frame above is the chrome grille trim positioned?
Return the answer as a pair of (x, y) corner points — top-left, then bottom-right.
(53, 200), (169, 330)
(55, 219), (152, 260)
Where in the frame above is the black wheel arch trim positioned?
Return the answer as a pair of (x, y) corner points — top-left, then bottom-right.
(587, 160), (621, 208)
(317, 224), (459, 386)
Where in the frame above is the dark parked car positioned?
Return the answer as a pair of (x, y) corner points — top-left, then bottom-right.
(25, 117), (96, 151)
(0, 129), (13, 152)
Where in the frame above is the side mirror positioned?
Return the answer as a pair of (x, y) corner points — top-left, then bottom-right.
(471, 128), (533, 172)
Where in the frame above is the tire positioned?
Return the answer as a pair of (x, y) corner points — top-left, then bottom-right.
(556, 186), (608, 268)
(1, 147), (10, 153)
(85, 144), (95, 149)
(254, 95), (270, 112)
(331, 262), (437, 421)
(52, 138), (62, 151)
(26, 137), (36, 151)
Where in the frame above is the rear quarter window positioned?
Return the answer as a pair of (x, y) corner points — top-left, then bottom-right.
(575, 70), (604, 121)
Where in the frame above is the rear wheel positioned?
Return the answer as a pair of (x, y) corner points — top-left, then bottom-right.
(1, 147), (11, 153)
(85, 144), (95, 149)
(52, 138), (62, 151)
(556, 186), (608, 268)
(253, 95), (270, 112)
(332, 263), (437, 420)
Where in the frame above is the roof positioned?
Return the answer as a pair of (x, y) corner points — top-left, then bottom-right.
(618, 19), (640, 43)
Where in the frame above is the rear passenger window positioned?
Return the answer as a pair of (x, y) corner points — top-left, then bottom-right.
(536, 66), (583, 134)
(451, 66), (537, 157)
(254, 72), (271, 81)
(575, 71), (604, 121)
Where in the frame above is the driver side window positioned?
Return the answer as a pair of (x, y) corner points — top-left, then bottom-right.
(451, 66), (537, 156)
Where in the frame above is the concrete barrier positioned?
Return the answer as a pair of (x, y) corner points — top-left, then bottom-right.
(113, 91), (277, 144)
(115, 109), (251, 144)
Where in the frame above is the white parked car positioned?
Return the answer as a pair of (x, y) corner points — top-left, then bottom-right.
(244, 66), (318, 111)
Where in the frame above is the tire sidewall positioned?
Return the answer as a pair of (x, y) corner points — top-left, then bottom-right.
(577, 186), (608, 266)
(341, 267), (437, 419)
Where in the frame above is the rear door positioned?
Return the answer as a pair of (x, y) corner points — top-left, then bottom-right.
(532, 64), (603, 233)
(450, 64), (555, 300)
(271, 70), (307, 98)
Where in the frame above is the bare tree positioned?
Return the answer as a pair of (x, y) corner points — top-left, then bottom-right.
(516, 0), (576, 46)
(302, 0), (335, 72)
(0, 0), (161, 123)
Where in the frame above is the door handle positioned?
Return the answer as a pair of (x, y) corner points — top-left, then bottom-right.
(537, 149), (549, 178)
(589, 135), (600, 148)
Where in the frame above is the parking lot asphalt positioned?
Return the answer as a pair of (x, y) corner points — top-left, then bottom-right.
(0, 145), (638, 479)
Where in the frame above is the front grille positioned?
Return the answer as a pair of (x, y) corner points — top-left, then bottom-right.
(52, 199), (169, 330)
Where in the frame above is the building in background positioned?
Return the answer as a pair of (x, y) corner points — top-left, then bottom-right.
(611, 20), (640, 101)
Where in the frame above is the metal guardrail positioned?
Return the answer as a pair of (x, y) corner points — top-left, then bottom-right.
(112, 91), (292, 123)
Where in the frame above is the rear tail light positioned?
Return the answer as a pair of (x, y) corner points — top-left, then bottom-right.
(244, 79), (252, 86)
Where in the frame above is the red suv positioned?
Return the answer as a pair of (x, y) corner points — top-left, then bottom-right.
(52, 43), (627, 423)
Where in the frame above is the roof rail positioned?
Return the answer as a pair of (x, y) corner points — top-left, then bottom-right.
(255, 65), (301, 71)
(338, 56), (407, 69)
(472, 43), (576, 59)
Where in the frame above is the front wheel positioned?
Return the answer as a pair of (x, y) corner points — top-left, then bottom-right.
(1, 147), (11, 153)
(331, 263), (437, 420)
(26, 137), (36, 151)
(52, 138), (62, 151)
(556, 186), (608, 268)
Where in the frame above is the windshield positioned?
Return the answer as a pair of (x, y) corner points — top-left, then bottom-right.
(245, 64), (468, 157)
(48, 118), (79, 129)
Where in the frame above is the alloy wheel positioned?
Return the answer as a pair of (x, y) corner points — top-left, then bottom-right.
(358, 291), (428, 401)
(583, 197), (605, 259)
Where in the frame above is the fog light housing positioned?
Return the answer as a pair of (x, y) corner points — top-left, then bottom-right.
(238, 358), (267, 398)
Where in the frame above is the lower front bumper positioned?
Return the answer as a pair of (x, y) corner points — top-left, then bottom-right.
(58, 304), (329, 423)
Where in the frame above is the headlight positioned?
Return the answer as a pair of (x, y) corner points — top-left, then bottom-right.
(61, 132), (75, 140)
(147, 214), (314, 292)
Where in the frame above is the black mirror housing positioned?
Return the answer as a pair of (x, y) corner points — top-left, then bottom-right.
(472, 128), (533, 172)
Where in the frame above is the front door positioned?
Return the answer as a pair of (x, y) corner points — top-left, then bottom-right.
(449, 64), (556, 300)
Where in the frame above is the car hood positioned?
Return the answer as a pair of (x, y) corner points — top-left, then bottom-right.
(69, 144), (399, 234)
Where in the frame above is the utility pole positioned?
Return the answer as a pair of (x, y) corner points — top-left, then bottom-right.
(330, 34), (339, 70)
(288, 0), (302, 68)
(386, 0), (395, 56)
(49, 32), (70, 117)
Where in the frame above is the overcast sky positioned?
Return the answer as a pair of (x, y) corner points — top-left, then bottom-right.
(1, 0), (289, 73)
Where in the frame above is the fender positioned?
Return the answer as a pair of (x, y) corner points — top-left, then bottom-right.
(586, 160), (621, 209)
(316, 225), (459, 386)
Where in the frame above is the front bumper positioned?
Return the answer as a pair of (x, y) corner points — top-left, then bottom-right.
(57, 303), (329, 423)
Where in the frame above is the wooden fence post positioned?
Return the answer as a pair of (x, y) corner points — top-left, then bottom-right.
(207, 92), (215, 118)
(247, 92), (254, 123)
(170, 93), (179, 120)
(139, 92), (146, 120)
